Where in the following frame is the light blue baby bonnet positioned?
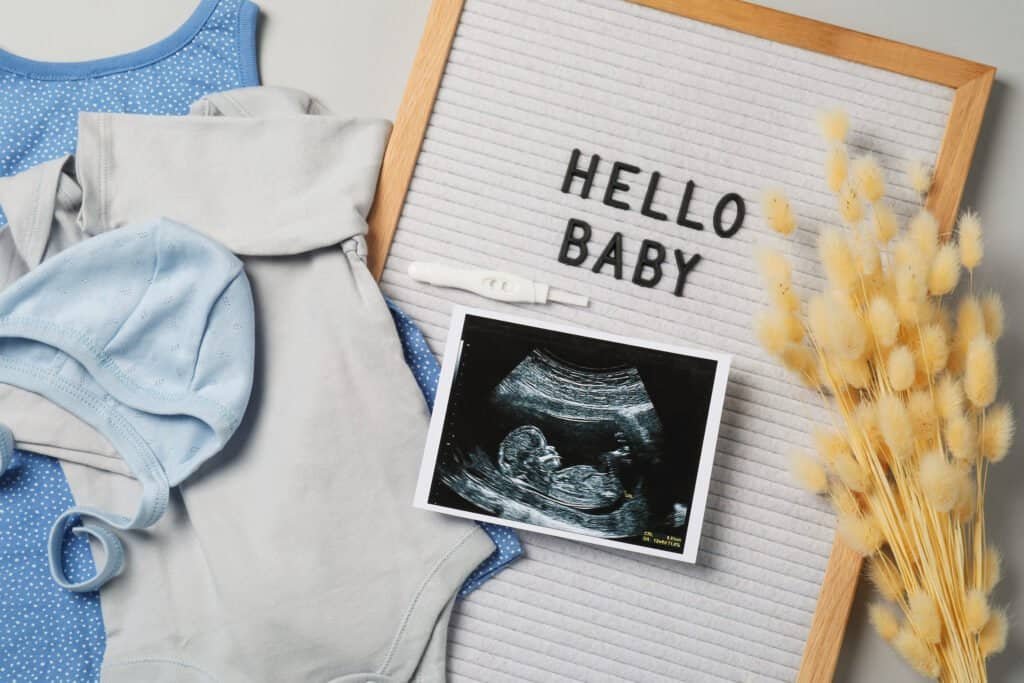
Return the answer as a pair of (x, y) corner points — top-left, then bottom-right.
(0, 219), (254, 592)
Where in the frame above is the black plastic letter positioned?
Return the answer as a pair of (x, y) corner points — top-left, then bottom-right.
(713, 193), (745, 238)
(592, 232), (624, 279)
(676, 180), (703, 231)
(558, 218), (592, 266)
(640, 171), (668, 221)
(632, 239), (666, 288)
(603, 161), (640, 211)
(561, 148), (601, 199)
(673, 250), (702, 297)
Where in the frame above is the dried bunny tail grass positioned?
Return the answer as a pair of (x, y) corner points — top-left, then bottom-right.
(981, 546), (1002, 593)
(872, 202), (900, 245)
(915, 298), (941, 327)
(786, 312), (805, 342)
(853, 231), (882, 277)
(981, 291), (1005, 340)
(893, 236), (918, 269)
(806, 294), (830, 347)
(917, 324), (949, 375)
(781, 343), (821, 388)
(831, 485), (861, 517)
(837, 182), (864, 225)
(909, 210), (940, 263)
(979, 609), (1009, 658)
(928, 244), (961, 296)
(832, 451), (871, 493)
(878, 394), (914, 461)
(757, 248), (800, 313)
(761, 188), (798, 235)
(980, 403), (1015, 463)
(908, 589), (943, 645)
(953, 475), (977, 523)
(813, 426), (849, 465)
(957, 296), (986, 343)
(958, 210), (984, 271)
(826, 293), (867, 359)
(936, 374), (964, 421)
(755, 308), (802, 355)
(894, 240), (929, 322)
(839, 357), (872, 390)
(893, 626), (941, 679)
(825, 144), (849, 193)
(771, 287), (799, 319)
(869, 603), (902, 642)
(756, 246), (792, 284)
(919, 451), (962, 512)
(937, 305), (954, 339)
(755, 310), (788, 355)
(964, 589), (991, 635)
(908, 390), (939, 444)
(852, 155), (885, 203)
(965, 336), (998, 409)
(907, 159), (934, 197)
(949, 297), (985, 374)
(868, 555), (904, 602)
(945, 414), (977, 463)
(838, 510), (884, 556)
(853, 402), (883, 450)
(788, 451), (829, 494)
(887, 346), (916, 392)
(819, 229), (858, 290)
(868, 296), (900, 348)
(819, 108), (850, 143)
(821, 357), (847, 395)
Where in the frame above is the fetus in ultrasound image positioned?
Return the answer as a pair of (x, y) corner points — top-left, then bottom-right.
(427, 314), (722, 555)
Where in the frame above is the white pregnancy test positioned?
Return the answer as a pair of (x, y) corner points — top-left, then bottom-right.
(408, 262), (589, 307)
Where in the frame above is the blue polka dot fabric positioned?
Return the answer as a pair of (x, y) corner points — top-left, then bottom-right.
(0, 452), (106, 682)
(385, 301), (523, 597)
(0, 1), (258, 679)
(0, 2), (518, 678)
(0, 0), (259, 215)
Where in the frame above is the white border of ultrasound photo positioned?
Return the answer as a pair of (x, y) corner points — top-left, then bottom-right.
(414, 306), (732, 563)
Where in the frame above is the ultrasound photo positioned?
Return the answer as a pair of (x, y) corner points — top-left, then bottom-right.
(414, 308), (731, 562)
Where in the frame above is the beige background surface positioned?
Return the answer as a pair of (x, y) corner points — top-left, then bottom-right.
(0, 1), (1021, 680)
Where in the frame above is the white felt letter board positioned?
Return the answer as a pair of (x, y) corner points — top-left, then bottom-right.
(368, 0), (994, 680)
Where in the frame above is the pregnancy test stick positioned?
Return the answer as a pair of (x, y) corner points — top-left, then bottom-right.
(408, 262), (589, 307)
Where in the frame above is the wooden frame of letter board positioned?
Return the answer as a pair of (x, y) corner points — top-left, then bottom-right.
(366, 0), (995, 679)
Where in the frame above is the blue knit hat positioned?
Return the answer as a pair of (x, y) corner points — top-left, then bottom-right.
(0, 219), (254, 591)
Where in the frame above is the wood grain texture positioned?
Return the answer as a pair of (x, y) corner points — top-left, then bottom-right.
(796, 537), (864, 682)
(793, 68), (993, 681)
(631, 0), (992, 88)
(367, 0), (466, 278)
(929, 69), (997, 235)
(366, 1), (993, 680)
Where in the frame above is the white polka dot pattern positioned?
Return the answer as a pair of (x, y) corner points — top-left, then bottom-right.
(0, 0), (259, 225)
(0, 6), (518, 678)
(0, 1), (258, 679)
(0, 452), (106, 681)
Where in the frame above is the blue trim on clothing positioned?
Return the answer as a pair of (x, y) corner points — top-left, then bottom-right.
(237, 0), (261, 87)
(384, 299), (523, 596)
(0, 0), (221, 80)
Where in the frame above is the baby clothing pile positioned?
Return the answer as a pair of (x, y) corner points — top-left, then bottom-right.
(0, 2), (520, 681)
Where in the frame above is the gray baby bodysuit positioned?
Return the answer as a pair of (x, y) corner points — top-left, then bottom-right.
(0, 87), (494, 682)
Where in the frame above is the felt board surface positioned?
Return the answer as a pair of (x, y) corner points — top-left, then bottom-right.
(378, 0), (956, 679)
